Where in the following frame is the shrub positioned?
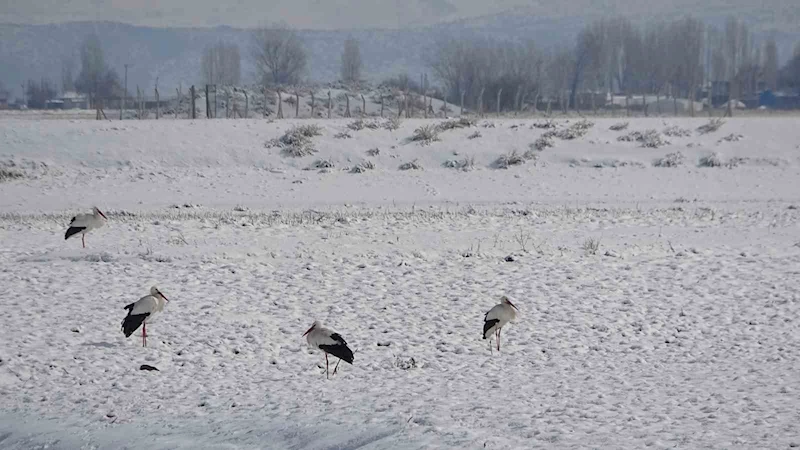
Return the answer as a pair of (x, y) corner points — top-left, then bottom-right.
(399, 159), (424, 170)
(266, 125), (321, 157)
(0, 168), (24, 182)
(697, 118), (725, 135)
(555, 120), (593, 140)
(532, 120), (556, 129)
(409, 125), (439, 145)
(698, 152), (724, 167)
(383, 117), (402, 131)
(366, 148), (380, 156)
(334, 131), (352, 139)
(347, 119), (365, 131)
(467, 131), (482, 139)
(442, 156), (475, 171)
(662, 125), (692, 137)
(639, 130), (670, 148)
(350, 161), (375, 173)
(309, 158), (335, 169)
(718, 133), (744, 142)
(531, 136), (554, 151)
(653, 152), (685, 167)
(494, 150), (526, 169)
(609, 122), (629, 131)
(436, 117), (477, 132)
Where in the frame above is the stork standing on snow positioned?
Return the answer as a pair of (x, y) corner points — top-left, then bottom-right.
(303, 320), (354, 379)
(121, 286), (170, 347)
(65, 206), (107, 248)
(483, 296), (519, 352)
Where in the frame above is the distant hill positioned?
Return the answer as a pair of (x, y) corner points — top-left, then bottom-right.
(1, 8), (798, 100)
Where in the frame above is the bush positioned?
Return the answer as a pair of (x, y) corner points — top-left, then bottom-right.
(555, 120), (593, 140)
(609, 122), (629, 131)
(698, 152), (724, 167)
(350, 161), (375, 173)
(366, 148), (380, 156)
(334, 131), (352, 139)
(442, 156), (475, 171)
(409, 125), (439, 145)
(639, 130), (670, 148)
(467, 131), (482, 139)
(697, 118), (725, 135)
(267, 125), (322, 157)
(436, 117), (477, 132)
(383, 117), (402, 131)
(653, 152), (685, 167)
(347, 119), (365, 131)
(309, 158), (335, 169)
(663, 125), (692, 137)
(718, 133), (744, 142)
(0, 168), (24, 182)
(399, 159), (423, 170)
(531, 136), (554, 151)
(494, 150), (526, 169)
(532, 120), (556, 129)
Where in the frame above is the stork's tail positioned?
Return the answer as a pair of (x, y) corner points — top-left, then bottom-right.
(483, 319), (500, 339)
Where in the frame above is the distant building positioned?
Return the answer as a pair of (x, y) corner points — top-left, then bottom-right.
(45, 91), (90, 110)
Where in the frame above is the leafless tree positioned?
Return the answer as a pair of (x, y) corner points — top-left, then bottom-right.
(340, 37), (362, 84)
(762, 38), (779, 91)
(61, 58), (75, 93)
(251, 24), (307, 86)
(202, 41), (241, 85)
(74, 34), (122, 105)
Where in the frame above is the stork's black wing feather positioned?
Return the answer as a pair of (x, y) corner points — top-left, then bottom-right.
(329, 333), (347, 345)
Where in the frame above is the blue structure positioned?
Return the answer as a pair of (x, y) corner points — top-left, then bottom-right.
(759, 90), (777, 108)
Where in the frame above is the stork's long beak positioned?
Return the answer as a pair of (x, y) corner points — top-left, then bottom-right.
(158, 290), (169, 302)
(507, 300), (518, 310)
(97, 209), (108, 220)
(302, 325), (315, 336)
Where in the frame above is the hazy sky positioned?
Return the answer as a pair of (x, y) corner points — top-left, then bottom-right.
(1, 0), (796, 30)
(1, 0), (524, 29)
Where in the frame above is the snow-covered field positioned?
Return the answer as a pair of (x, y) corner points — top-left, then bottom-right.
(1, 117), (799, 449)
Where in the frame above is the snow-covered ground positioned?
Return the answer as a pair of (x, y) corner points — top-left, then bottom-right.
(1, 117), (799, 449)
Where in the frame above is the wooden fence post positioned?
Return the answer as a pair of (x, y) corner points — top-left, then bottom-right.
(345, 94), (351, 118)
(361, 94), (366, 117)
(277, 90), (283, 119)
(311, 92), (316, 117)
(496, 88), (502, 116)
(205, 85), (211, 118)
(460, 91), (465, 117)
(380, 96), (384, 118)
(190, 85), (196, 119)
(327, 91), (332, 119)
(155, 78), (160, 119)
(295, 91), (299, 117)
(244, 91), (248, 118)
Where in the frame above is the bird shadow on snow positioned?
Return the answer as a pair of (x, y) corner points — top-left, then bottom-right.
(82, 341), (118, 349)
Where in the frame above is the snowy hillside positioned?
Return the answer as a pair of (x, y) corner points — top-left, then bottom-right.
(1, 117), (799, 448)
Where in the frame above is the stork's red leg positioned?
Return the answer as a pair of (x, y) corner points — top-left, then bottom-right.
(497, 328), (501, 352)
(142, 322), (147, 347)
(333, 358), (341, 376)
(82, 234), (85, 248)
(325, 353), (329, 379)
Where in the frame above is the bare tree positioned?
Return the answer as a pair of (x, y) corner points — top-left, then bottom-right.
(202, 42), (241, 86)
(61, 58), (75, 93)
(763, 38), (779, 91)
(251, 24), (307, 86)
(340, 37), (362, 84)
(74, 34), (122, 105)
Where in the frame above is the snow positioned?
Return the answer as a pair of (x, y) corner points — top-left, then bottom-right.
(1, 116), (800, 449)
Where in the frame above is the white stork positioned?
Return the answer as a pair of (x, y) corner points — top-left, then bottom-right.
(121, 286), (170, 347)
(303, 320), (355, 379)
(65, 206), (107, 248)
(483, 295), (519, 352)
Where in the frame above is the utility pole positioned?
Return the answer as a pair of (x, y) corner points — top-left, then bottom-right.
(121, 64), (130, 120)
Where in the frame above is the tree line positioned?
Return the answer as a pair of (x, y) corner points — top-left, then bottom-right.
(11, 16), (800, 110)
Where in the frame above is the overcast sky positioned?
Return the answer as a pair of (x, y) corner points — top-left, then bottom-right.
(1, 0), (795, 30)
